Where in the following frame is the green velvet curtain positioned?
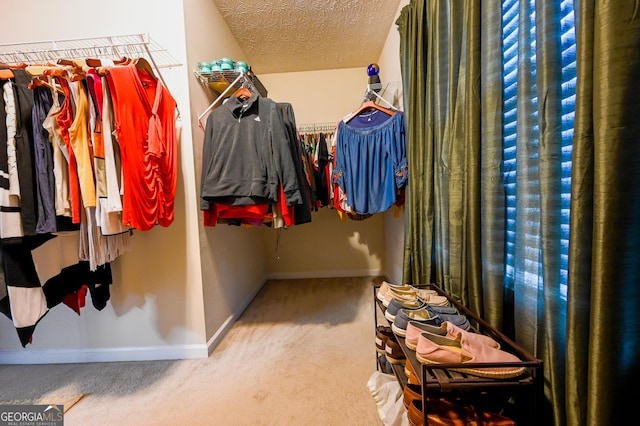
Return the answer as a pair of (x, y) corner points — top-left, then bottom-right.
(397, 1), (640, 425)
(397, 0), (484, 308)
(398, 0), (433, 287)
(568, 1), (640, 425)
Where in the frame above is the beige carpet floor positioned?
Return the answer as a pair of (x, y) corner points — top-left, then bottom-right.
(0, 277), (387, 426)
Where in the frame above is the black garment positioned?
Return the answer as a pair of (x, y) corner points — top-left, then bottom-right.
(0, 79), (9, 305)
(32, 86), (57, 234)
(200, 94), (302, 209)
(42, 261), (112, 311)
(314, 133), (330, 207)
(0, 234), (56, 347)
(277, 103), (312, 225)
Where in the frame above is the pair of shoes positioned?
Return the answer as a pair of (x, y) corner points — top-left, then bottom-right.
(378, 355), (394, 374)
(419, 293), (451, 307)
(376, 280), (412, 302)
(386, 298), (458, 322)
(405, 321), (500, 351)
(405, 360), (421, 385)
(392, 308), (470, 337)
(377, 281), (425, 304)
(379, 281), (443, 307)
(385, 338), (406, 365)
(403, 383), (422, 409)
(385, 287), (448, 308)
(392, 308), (442, 336)
(376, 325), (405, 364)
(407, 398), (471, 426)
(415, 332), (527, 379)
(384, 298), (427, 322)
(408, 398), (516, 426)
(375, 326), (395, 355)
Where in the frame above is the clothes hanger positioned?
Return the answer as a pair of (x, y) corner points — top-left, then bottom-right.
(233, 72), (256, 100)
(367, 88), (398, 111)
(343, 100), (395, 123)
(28, 75), (64, 94)
(95, 57), (128, 76)
(0, 69), (15, 79)
(0, 60), (28, 79)
(56, 58), (74, 66)
(198, 71), (246, 129)
(85, 58), (102, 67)
(52, 58), (82, 80)
(26, 63), (67, 81)
(234, 87), (253, 100)
(133, 57), (157, 80)
(25, 64), (49, 77)
(43, 65), (69, 78)
(0, 62), (28, 69)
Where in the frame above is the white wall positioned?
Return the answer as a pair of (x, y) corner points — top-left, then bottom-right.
(258, 68), (386, 278)
(0, 0), (208, 363)
(182, 0), (271, 353)
(378, 0), (410, 284)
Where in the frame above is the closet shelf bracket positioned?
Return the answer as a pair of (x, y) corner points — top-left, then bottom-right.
(195, 70), (267, 130)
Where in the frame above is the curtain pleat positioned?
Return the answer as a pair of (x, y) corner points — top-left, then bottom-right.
(479, 0), (507, 335)
(536, 1), (568, 424)
(461, 0), (483, 314)
(398, 1), (433, 285)
(566, 0), (595, 424)
(512, 0), (540, 353)
(570, 1), (640, 425)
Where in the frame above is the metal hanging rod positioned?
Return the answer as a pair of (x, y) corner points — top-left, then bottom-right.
(0, 33), (181, 69)
(297, 122), (338, 134)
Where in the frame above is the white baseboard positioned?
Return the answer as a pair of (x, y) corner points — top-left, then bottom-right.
(206, 314), (236, 355)
(0, 344), (209, 365)
(266, 269), (383, 280)
(206, 276), (268, 355)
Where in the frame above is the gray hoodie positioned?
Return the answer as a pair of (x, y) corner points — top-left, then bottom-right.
(200, 93), (302, 209)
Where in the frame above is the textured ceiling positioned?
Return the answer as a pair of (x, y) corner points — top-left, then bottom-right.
(212, 0), (402, 74)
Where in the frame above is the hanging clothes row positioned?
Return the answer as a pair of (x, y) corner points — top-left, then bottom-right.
(199, 87), (313, 228)
(0, 56), (179, 347)
(298, 127), (336, 211)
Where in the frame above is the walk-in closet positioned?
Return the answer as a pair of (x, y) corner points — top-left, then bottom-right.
(0, 0), (405, 362)
(2, 1), (635, 426)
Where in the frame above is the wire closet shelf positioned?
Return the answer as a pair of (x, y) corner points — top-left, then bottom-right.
(0, 34), (182, 117)
(0, 34), (181, 69)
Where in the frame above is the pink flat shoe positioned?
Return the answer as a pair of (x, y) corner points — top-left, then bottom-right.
(405, 321), (500, 352)
(415, 332), (526, 379)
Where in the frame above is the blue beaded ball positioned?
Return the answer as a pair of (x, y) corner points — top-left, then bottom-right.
(367, 63), (380, 76)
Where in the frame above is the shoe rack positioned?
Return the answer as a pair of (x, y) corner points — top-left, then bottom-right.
(373, 283), (544, 426)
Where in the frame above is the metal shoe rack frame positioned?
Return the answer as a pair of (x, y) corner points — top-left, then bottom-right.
(373, 282), (544, 425)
